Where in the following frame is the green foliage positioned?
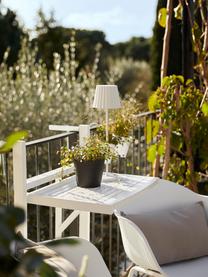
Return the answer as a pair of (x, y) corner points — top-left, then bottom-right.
(97, 100), (139, 144)
(113, 37), (151, 62)
(158, 8), (167, 28)
(60, 135), (116, 166)
(0, 131), (28, 153)
(146, 119), (159, 144)
(147, 144), (157, 163)
(0, 37), (102, 138)
(148, 93), (159, 111)
(0, 206), (54, 276)
(202, 102), (208, 117)
(148, 75), (208, 188)
(151, 75), (201, 124)
(0, 7), (24, 66)
(111, 100), (139, 138)
(109, 58), (152, 109)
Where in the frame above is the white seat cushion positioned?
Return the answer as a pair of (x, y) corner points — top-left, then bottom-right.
(162, 256), (208, 277)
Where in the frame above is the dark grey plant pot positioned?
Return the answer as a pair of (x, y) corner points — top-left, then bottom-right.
(74, 159), (105, 188)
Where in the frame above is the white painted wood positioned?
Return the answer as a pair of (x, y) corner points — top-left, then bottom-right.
(26, 166), (74, 190)
(55, 207), (62, 238)
(27, 174), (158, 214)
(13, 140), (28, 237)
(79, 211), (90, 241)
(79, 124), (90, 146)
(49, 125), (79, 132)
(58, 210), (80, 235)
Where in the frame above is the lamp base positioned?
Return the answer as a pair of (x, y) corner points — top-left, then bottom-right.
(102, 172), (119, 183)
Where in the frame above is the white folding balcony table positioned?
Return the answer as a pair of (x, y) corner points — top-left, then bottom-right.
(27, 173), (158, 240)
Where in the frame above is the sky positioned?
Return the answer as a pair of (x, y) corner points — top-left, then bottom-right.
(2, 0), (157, 44)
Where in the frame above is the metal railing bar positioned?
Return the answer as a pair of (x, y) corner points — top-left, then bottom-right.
(35, 145), (40, 242)
(26, 132), (75, 147)
(108, 215), (112, 272)
(48, 141), (53, 240)
(135, 110), (160, 118)
(116, 221), (120, 277)
(101, 214), (104, 256)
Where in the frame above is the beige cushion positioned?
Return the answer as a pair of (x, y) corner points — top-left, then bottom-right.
(126, 202), (208, 265)
(24, 244), (77, 277)
(14, 233), (77, 276)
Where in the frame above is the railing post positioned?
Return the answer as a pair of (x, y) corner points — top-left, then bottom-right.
(78, 125), (91, 240)
(79, 125), (90, 146)
(13, 140), (27, 237)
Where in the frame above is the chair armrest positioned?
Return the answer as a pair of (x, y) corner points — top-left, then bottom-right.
(41, 237), (112, 277)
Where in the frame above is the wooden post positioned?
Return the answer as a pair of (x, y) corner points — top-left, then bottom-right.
(79, 211), (90, 241)
(13, 140), (28, 237)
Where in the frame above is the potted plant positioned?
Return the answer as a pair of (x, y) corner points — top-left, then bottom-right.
(60, 135), (115, 188)
(97, 100), (139, 158)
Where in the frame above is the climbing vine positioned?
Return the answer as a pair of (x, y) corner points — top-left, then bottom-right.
(148, 0), (208, 192)
(148, 75), (208, 192)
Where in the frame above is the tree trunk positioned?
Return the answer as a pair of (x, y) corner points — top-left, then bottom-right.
(154, 0), (173, 177)
(162, 123), (172, 179)
(160, 0), (173, 80)
(183, 121), (198, 192)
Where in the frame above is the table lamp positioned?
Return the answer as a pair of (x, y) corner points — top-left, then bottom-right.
(93, 85), (121, 173)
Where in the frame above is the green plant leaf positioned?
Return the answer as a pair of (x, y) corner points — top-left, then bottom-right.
(202, 102), (208, 116)
(0, 130), (28, 153)
(176, 75), (184, 84)
(158, 138), (165, 156)
(186, 79), (193, 86)
(148, 93), (158, 111)
(147, 144), (157, 163)
(161, 76), (170, 87)
(174, 3), (182, 20)
(146, 119), (159, 144)
(158, 8), (167, 28)
(146, 120), (152, 144)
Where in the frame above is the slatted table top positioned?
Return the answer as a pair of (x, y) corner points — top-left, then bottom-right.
(27, 173), (158, 214)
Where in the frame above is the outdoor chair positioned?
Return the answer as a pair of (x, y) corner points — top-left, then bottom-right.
(42, 236), (112, 277)
(14, 235), (112, 277)
(115, 178), (208, 277)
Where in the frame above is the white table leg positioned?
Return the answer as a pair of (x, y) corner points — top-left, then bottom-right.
(55, 207), (62, 238)
(79, 211), (90, 241)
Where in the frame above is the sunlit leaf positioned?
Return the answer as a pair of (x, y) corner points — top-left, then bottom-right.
(146, 119), (159, 144)
(158, 138), (165, 156)
(147, 144), (157, 163)
(0, 130), (28, 153)
(186, 79), (193, 86)
(161, 76), (170, 87)
(146, 120), (152, 144)
(202, 102), (208, 116)
(176, 75), (184, 84)
(174, 3), (183, 20)
(158, 8), (167, 28)
(148, 93), (158, 111)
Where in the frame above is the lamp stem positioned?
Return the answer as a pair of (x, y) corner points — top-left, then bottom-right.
(105, 108), (109, 173)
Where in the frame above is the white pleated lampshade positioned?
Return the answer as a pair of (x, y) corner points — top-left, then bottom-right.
(93, 85), (121, 110)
